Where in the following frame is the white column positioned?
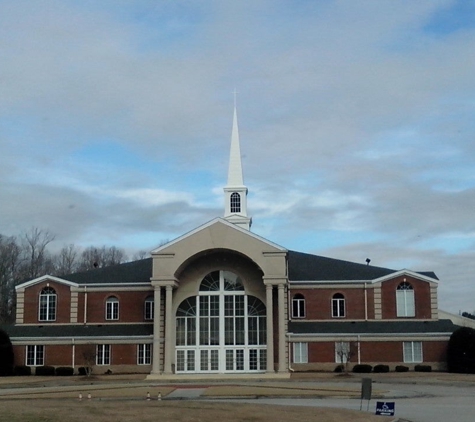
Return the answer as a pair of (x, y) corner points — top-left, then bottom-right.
(265, 284), (274, 372)
(163, 285), (174, 374)
(151, 285), (161, 374)
(277, 283), (287, 372)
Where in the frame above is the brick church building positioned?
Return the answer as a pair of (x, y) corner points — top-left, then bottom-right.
(6, 107), (457, 378)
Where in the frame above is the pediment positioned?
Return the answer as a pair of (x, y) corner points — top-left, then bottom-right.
(16, 275), (79, 290)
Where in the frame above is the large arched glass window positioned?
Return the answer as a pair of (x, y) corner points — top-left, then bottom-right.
(175, 270), (266, 373)
(230, 192), (241, 213)
(332, 293), (345, 318)
(292, 294), (305, 318)
(105, 296), (119, 320)
(396, 281), (415, 317)
(39, 287), (56, 321)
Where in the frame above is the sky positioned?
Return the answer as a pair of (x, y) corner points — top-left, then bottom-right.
(1, 0), (474, 314)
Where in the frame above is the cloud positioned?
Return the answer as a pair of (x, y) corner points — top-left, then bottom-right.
(0, 0), (474, 312)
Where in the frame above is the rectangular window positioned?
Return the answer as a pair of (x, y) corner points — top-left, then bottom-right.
(292, 298), (305, 318)
(335, 341), (351, 364)
(137, 344), (151, 365)
(106, 301), (119, 320)
(26, 345), (44, 366)
(403, 341), (423, 363)
(96, 344), (111, 365)
(293, 342), (308, 363)
(396, 290), (415, 317)
(144, 299), (154, 320)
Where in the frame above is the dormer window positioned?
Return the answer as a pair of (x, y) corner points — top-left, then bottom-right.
(39, 287), (56, 321)
(230, 192), (241, 213)
(396, 280), (415, 317)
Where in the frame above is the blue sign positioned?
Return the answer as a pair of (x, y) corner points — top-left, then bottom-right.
(375, 401), (395, 416)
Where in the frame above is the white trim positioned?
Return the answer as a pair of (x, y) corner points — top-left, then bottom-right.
(152, 218), (286, 253)
(16, 275), (79, 290)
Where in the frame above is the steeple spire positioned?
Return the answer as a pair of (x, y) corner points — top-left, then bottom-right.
(224, 98), (251, 230)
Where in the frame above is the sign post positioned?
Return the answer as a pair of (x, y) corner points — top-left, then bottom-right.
(360, 378), (372, 411)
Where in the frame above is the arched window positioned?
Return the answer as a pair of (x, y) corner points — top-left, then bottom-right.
(396, 281), (415, 317)
(39, 287), (56, 321)
(144, 296), (154, 320)
(292, 294), (305, 318)
(230, 192), (241, 213)
(332, 293), (345, 318)
(175, 270), (266, 373)
(105, 296), (119, 320)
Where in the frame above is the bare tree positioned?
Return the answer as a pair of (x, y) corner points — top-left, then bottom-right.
(77, 246), (127, 271)
(53, 244), (79, 276)
(336, 341), (354, 373)
(19, 228), (55, 280)
(81, 344), (96, 377)
(0, 235), (21, 322)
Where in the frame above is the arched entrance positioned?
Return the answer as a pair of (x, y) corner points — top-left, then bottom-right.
(175, 270), (267, 373)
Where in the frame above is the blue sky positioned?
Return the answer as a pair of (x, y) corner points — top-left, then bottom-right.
(1, 0), (475, 313)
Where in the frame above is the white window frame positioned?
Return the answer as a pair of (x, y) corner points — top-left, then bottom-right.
(26, 345), (44, 366)
(144, 297), (154, 320)
(332, 294), (345, 318)
(39, 287), (57, 321)
(396, 281), (415, 317)
(335, 341), (350, 364)
(293, 342), (308, 364)
(292, 294), (306, 318)
(137, 344), (152, 365)
(403, 341), (423, 363)
(96, 344), (111, 365)
(105, 297), (119, 320)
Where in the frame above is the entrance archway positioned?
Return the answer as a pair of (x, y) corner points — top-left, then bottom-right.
(175, 270), (266, 373)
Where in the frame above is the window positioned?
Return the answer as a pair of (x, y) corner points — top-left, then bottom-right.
(396, 281), (415, 317)
(26, 345), (44, 366)
(96, 344), (111, 365)
(144, 296), (154, 320)
(175, 270), (267, 373)
(292, 294), (305, 318)
(403, 341), (422, 363)
(293, 342), (308, 363)
(105, 296), (119, 320)
(335, 341), (351, 364)
(230, 192), (241, 213)
(138, 344), (152, 365)
(39, 287), (56, 321)
(332, 293), (345, 318)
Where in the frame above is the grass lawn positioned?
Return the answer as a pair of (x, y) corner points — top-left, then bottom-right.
(0, 399), (390, 422)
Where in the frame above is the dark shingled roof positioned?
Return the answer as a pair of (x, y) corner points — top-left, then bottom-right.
(1, 324), (153, 339)
(288, 319), (456, 335)
(61, 258), (153, 285)
(47, 251), (438, 286)
(287, 250), (438, 281)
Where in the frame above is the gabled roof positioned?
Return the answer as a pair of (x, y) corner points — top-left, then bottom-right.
(288, 319), (456, 335)
(152, 217), (286, 253)
(287, 250), (438, 282)
(16, 275), (79, 290)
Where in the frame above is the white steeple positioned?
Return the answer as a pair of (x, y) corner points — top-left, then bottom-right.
(224, 101), (252, 230)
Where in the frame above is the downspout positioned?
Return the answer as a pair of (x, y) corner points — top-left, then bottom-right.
(83, 286), (88, 325)
(72, 338), (75, 369)
(357, 335), (361, 364)
(364, 283), (368, 321)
